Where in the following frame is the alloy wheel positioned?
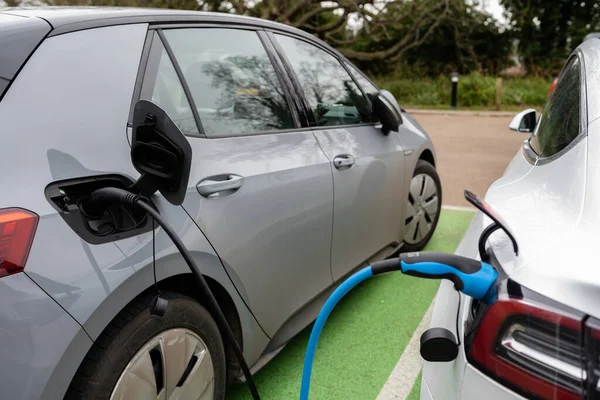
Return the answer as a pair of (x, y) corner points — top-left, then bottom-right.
(110, 328), (214, 400)
(403, 173), (440, 244)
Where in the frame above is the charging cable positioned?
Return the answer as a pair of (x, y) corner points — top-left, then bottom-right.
(88, 187), (261, 400)
(299, 253), (498, 400)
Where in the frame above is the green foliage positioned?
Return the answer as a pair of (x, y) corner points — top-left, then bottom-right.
(349, 1), (512, 77)
(376, 74), (550, 108)
(501, 0), (600, 75)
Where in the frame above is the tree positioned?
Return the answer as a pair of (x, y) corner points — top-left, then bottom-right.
(501, 0), (600, 75)
(345, 1), (511, 75)
(36, 0), (511, 75)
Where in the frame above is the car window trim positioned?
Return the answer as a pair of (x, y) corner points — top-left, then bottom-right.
(343, 61), (380, 92)
(265, 31), (315, 127)
(340, 60), (377, 119)
(132, 25), (303, 138)
(256, 30), (302, 129)
(128, 29), (155, 125)
(151, 23), (262, 31)
(157, 29), (206, 137)
(190, 122), (376, 139)
(269, 31), (375, 129)
(524, 52), (588, 166)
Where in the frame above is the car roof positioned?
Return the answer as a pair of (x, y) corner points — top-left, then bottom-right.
(584, 32), (600, 41)
(0, 7), (317, 39)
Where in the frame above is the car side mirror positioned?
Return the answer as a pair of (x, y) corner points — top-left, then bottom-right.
(130, 100), (192, 205)
(509, 108), (537, 133)
(373, 90), (402, 135)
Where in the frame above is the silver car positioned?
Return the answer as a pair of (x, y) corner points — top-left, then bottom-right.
(0, 7), (440, 399)
(423, 38), (600, 399)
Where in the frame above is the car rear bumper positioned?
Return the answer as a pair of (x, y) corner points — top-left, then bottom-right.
(0, 272), (92, 400)
(421, 364), (526, 400)
(422, 211), (525, 400)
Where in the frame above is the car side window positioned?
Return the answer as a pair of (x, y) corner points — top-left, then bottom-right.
(344, 62), (379, 103)
(529, 57), (581, 157)
(161, 28), (295, 137)
(140, 36), (199, 134)
(275, 34), (371, 127)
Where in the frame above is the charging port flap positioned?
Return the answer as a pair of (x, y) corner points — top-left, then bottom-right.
(45, 174), (153, 244)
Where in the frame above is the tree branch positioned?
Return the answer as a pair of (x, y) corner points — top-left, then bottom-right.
(339, 0), (450, 61)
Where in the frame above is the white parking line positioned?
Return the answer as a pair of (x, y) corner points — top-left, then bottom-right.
(376, 301), (434, 400)
(442, 205), (474, 212)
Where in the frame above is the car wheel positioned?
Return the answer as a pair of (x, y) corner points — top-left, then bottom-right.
(66, 292), (226, 400)
(402, 160), (442, 251)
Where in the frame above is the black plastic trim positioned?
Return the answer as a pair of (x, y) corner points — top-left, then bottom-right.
(128, 29), (155, 125)
(156, 29), (206, 137)
(340, 60), (375, 117)
(371, 258), (400, 275)
(45, 174), (154, 245)
(420, 328), (459, 362)
(257, 30), (302, 129)
(151, 22), (261, 31)
(400, 252), (482, 274)
(266, 31), (314, 127)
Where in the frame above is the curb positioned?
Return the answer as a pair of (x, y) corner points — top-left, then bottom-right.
(405, 108), (518, 117)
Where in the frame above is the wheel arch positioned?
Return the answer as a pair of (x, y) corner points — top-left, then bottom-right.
(157, 273), (244, 383)
(418, 148), (436, 167)
(58, 248), (265, 399)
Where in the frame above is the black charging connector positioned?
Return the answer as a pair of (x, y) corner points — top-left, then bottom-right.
(87, 187), (261, 400)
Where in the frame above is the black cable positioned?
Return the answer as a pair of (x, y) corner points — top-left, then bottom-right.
(152, 217), (161, 295)
(455, 289), (462, 346)
(134, 198), (261, 400)
(87, 187), (260, 399)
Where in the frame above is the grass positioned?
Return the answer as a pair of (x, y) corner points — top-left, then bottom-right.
(226, 209), (475, 400)
(406, 371), (422, 400)
(375, 73), (551, 111)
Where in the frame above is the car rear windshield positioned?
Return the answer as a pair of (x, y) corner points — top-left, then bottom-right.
(0, 13), (50, 100)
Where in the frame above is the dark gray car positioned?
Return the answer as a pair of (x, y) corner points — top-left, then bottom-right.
(0, 7), (440, 399)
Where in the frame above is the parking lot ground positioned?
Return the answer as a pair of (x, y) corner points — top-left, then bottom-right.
(413, 113), (526, 207)
(226, 209), (474, 400)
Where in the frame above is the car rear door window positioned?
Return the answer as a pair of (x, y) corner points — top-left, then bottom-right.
(140, 36), (199, 134)
(161, 28), (295, 137)
(529, 56), (582, 158)
(274, 34), (372, 127)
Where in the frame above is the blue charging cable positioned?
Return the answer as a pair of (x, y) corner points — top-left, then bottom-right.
(299, 252), (498, 400)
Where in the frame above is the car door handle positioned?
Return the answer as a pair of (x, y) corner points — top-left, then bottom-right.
(197, 174), (244, 198)
(333, 154), (355, 169)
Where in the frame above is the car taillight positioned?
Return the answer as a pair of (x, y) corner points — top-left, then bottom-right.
(467, 281), (586, 400)
(585, 318), (600, 399)
(0, 208), (39, 278)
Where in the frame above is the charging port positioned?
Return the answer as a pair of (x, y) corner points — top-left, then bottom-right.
(45, 175), (153, 244)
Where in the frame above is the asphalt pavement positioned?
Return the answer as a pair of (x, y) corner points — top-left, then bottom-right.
(410, 111), (527, 207)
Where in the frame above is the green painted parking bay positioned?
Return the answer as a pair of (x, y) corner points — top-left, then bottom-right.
(227, 209), (475, 400)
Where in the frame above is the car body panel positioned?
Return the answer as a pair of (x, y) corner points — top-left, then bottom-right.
(0, 272), (92, 400)
(0, 8), (439, 396)
(0, 21), (268, 372)
(182, 132), (334, 337)
(459, 365), (526, 400)
(312, 125), (406, 280)
(0, 13), (50, 97)
(425, 39), (600, 399)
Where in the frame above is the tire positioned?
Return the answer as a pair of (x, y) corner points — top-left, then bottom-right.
(66, 292), (226, 400)
(402, 160), (442, 252)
